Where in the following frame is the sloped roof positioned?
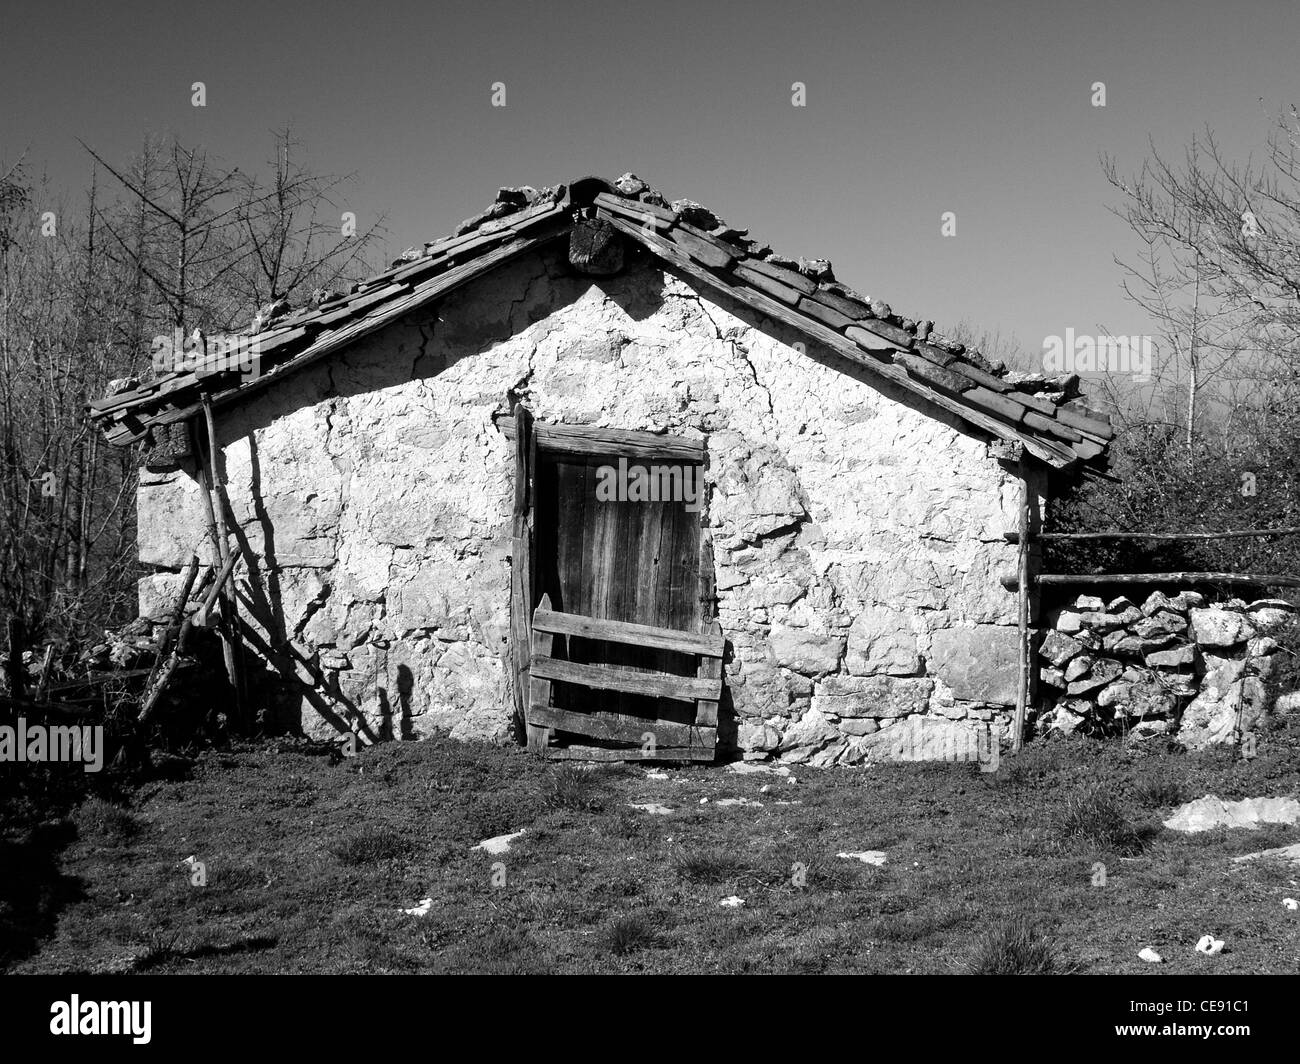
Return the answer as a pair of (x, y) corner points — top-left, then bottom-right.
(87, 174), (1113, 470)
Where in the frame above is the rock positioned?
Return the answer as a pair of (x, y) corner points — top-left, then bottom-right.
(1040, 630), (1085, 667)
(1066, 657), (1122, 695)
(1102, 632), (1147, 656)
(837, 851), (887, 865)
(1284, 898), (1299, 909)
(838, 718), (879, 736)
(811, 675), (934, 719)
(1189, 608), (1256, 647)
(1064, 655), (1094, 682)
(726, 762), (791, 776)
(629, 802), (672, 815)
(670, 199), (721, 230)
(1246, 602), (1297, 631)
(769, 626), (844, 676)
(1232, 843), (1300, 868)
(1074, 595), (1105, 611)
(1078, 610), (1130, 632)
(472, 829), (525, 854)
(1040, 703), (1086, 734)
(845, 607), (921, 676)
(614, 173), (648, 196)
(1039, 666), (1066, 689)
(1106, 596), (1138, 613)
(718, 896), (745, 908)
(1138, 947), (1163, 964)
(401, 898), (433, 917)
(929, 624), (1019, 704)
(1056, 610), (1084, 633)
(846, 715), (988, 763)
(1131, 719), (1170, 737)
(1170, 591), (1205, 610)
(1194, 935), (1225, 956)
(1163, 795), (1300, 833)
(1176, 675), (1268, 750)
(1144, 644), (1196, 668)
(715, 797), (762, 807)
(1276, 691), (1300, 714)
(1133, 612), (1188, 638)
(1141, 591), (1177, 616)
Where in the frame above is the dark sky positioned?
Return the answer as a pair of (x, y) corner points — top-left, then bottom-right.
(3, 0), (1297, 370)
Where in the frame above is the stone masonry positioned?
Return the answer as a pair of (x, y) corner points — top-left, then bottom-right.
(136, 245), (1043, 762)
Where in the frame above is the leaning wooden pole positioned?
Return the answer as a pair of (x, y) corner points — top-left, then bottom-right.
(197, 399), (249, 730)
(1012, 470), (1032, 753)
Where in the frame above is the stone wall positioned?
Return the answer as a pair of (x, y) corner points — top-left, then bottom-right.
(136, 246), (1040, 761)
(1035, 591), (1297, 746)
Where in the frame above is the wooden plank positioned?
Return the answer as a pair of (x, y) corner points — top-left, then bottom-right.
(666, 224), (736, 269)
(592, 192), (678, 227)
(528, 705), (715, 748)
(544, 744), (709, 762)
(1007, 527), (1300, 543)
(532, 608), (723, 656)
(695, 618), (723, 728)
(527, 592), (556, 751)
(531, 655), (720, 702)
(495, 416), (705, 462)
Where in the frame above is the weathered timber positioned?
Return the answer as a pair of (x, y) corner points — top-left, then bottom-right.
(530, 656), (720, 702)
(526, 591), (554, 753)
(568, 215), (625, 275)
(495, 415), (705, 461)
(695, 619), (723, 728)
(1004, 527), (1300, 543)
(544, 743), (709, 763)
(532, 608), (723, 657)
(528, 704), (715, 747)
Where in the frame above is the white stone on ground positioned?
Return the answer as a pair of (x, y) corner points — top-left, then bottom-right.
(1231, 842), (1300, 867)
(1138, 948), (1163, 963)
(718, 896), (745, 908)
(644, 771), (669, 780)
(1283, 898), (1298, 910)
(715, 797), (762, 807)
(472, 829), (525, 854)
(401, 898), (432, 917)
(1194, 935), (1225, 955)
(727, 763), (791, 777)
(837, 851), (887, 865)
(628, 802), (672, 815)
(1163, 795), (1300, 833)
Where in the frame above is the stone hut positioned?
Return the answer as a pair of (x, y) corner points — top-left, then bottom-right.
(88, 174), (1114, 765)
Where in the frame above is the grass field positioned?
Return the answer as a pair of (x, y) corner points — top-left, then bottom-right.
(3, 717), (1299, 974)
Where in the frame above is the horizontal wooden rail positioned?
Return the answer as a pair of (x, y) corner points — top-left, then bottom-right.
(1004, 526), (1300, 543)
(1035, 571), (1300, 588)
(495, 415), (705, 462)
(530, 655), (721, 702)
(528, 705), (715, 748)
(533, 607), (724, 657)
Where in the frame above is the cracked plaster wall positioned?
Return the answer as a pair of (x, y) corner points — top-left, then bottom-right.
(137, 245), (1039, 763)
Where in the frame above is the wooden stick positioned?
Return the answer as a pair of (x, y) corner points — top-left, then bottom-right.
(34, 645), (56, 703)
(5, 617), (25, 700)
(1035, 572), (1300, 588)
(144, 552), (201, 693)
(1004, 527), (1300, 543)
(199, 396), (249, 728)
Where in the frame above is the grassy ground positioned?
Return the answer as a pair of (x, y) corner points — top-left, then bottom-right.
(3, 717), (1299, 975)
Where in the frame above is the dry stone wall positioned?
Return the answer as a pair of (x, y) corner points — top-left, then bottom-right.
(1036, 591), (1296, 746)
(137, 246), (1039, 763)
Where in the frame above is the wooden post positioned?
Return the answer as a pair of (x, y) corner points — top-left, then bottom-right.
(528, 594), (554, 754)
(34, 645), (56, 703)
(5, 617), (25, 701)
(1012, 469), (1032, 753)
(199, 398), (250, 730)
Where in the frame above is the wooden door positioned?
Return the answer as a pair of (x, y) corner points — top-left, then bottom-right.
(534, 452), (702, 726)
